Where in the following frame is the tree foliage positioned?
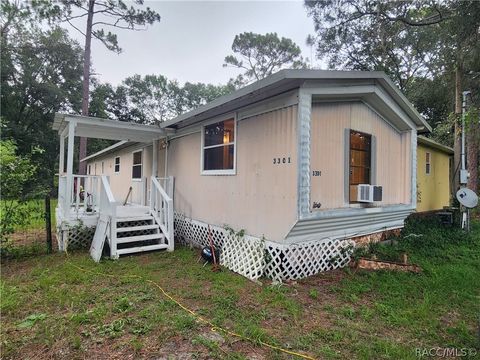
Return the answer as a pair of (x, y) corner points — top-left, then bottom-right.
(224, 32), (308, 86)
(1, 0), (83, 189)
(31, 0), (162, 174)
(0, 141), (38, 242)
(88, 76), (233, 126)
(304, 0), (479, 103)
(305, 0), (480, 191)
(31, 0), (161, 53)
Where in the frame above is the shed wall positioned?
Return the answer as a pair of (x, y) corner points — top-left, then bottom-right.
(416, 144), (451, 212)
(168, 105), (298, 242)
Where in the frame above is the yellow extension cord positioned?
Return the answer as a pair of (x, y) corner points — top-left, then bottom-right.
(65, 256), (317, 360)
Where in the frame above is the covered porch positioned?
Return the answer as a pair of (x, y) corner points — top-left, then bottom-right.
(52, 114), (175, 258)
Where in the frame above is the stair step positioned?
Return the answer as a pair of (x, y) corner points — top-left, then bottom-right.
(117, 216), (153, 223)
(116, 243), (169, 256)
(116, 224), (159, 233)
(116, 233), (165, 244)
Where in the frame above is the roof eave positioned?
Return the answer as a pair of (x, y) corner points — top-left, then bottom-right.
(417, 136), (454, 154)
(161, 70), (432, 132)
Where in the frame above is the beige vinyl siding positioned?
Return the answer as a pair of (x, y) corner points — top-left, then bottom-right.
(87, 144), (151, 204)
(168, 105), (298, 242)
(310, 102), (411, 210)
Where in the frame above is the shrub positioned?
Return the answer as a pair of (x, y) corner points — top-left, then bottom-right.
(0, 141), (37, 244)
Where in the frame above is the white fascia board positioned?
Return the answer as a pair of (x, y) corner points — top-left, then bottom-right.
(81, 141), (129, 162)
(161, 71), (291, 128)
(237, 89), (299, 121)
(63, 114), (162, 131)
(377, 77), (431, 132)
(161, 69), (429, 130)
(373, 85), (416, 130)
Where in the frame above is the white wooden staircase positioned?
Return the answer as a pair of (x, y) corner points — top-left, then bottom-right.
(115, 214), (168, 256)
(90, 176), (174, 261)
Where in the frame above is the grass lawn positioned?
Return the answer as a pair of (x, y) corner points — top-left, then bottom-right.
(1, 217), (479, 359)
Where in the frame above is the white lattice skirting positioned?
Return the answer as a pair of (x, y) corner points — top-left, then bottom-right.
(174, 213), (354, 282)
(57, 224), (95, 251)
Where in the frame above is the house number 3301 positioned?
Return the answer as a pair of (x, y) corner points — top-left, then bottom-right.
(273, 157), (291, 165)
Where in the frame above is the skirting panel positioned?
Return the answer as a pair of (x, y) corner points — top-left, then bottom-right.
(174, 213), (265, 280)
(264, 238), (354, 282)
(174, 212), (354, 282)
(57, 225), (95, 251)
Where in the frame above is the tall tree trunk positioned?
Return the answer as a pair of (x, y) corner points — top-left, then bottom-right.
(466, 113), (479, 192)
(453, 66), (462, 194)
(78, 0), (95, 175)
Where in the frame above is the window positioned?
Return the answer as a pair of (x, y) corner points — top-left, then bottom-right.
(101, 161), (104, 174)
(94, 163), (97, 175)
(349, 130), (371, 202)
(425, 152), (431, 175)
(88, 165), (91, 175)
(132, 151), (142, 180)
(114, 156), (120, 173)
(202, 118), (235, 174)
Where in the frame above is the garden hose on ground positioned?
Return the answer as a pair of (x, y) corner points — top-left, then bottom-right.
(65, 257), (316, 360)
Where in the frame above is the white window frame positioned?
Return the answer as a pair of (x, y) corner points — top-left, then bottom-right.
(114, 156), (120, 174)
(425, 152), (431, 175)
(132, 150), (143, 181)
(200, 114), (237, 176)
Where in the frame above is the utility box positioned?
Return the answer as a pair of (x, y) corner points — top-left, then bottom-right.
(460, 169), (469, 185)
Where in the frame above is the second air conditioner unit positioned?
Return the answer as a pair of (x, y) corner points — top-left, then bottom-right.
(357, 184), (382, 203)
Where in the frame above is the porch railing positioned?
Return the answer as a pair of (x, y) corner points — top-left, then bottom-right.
(157, 176), (174, 199)
(150, 176), (174, 251)
(58, 174), (102, 218)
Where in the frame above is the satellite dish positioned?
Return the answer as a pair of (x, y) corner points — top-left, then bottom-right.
(456, 188), (478, 209)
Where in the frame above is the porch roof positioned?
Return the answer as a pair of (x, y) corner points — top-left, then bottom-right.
(53, 114), (166, 142)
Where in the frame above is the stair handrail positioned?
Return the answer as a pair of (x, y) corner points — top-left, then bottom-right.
(150, 176), (174, 251)
(99, 175), (118, 257)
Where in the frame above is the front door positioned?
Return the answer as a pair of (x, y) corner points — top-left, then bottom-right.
(130, 150), (145, 205)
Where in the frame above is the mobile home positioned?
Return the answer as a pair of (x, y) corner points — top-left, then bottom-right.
(54, 70), (432, 281)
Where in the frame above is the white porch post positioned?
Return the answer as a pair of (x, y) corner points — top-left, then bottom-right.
(150, 139), (158, 209)
(152, 139), (158, 178)
(65, 121), (76, 217)
(59, 135), (65, 175)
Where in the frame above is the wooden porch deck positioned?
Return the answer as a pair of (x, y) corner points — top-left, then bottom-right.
(60, 203), (151, 225)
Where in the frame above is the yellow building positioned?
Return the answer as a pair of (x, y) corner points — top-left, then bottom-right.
(417, 136), (453, 212)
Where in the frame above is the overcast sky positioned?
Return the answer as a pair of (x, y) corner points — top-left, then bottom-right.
(66, 1), (319, 86)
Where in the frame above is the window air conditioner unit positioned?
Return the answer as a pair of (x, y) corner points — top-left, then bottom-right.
(357, 184), (382, 203)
